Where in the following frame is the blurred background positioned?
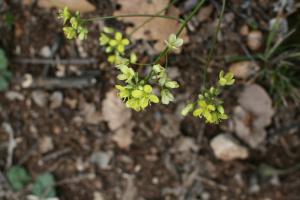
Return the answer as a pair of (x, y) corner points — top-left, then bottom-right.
(0, 0), (300, 199)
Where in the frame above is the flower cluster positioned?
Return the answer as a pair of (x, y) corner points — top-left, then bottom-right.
(101, 28), (182, 111)
(58, 7), (88, 40)
(151, 64), (179, 104)
(116, 83), (159, 111)
(115, 63), (180, 111)
(99, 28), (136, 64)
(181, 71), (235, 123)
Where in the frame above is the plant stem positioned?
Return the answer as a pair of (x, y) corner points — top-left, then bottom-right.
(202, 0), (226, 89)
(85, 14), (183, 23)
(154, 0), (206, 65)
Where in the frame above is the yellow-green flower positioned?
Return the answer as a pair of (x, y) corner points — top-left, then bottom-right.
(219, 71), (235, 86)
(109, 32), (130, 54)
(165, 34), (183, 50)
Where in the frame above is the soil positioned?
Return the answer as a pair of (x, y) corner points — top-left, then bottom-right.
(1, 0), (300, 200)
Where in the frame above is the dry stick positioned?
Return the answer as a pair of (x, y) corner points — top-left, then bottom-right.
(202, 0), (226, 89)
(14, 58), (97, 65)
(30, 77), (97, 89)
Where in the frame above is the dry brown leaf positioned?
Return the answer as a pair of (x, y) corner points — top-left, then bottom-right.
(114, 0), (189, 52)
(112, 123), (134, 149)
(80, 102), (103, 125)
(24, 0), (95, 13)
(102, 90), (134, 149)
(102, 90), (132, 131)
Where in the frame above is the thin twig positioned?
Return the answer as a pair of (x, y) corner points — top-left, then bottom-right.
(42, 148), (71, 162)
(86, 14), (183, 23)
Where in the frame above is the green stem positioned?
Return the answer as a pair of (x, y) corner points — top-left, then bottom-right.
(85, 14), (183, 23)
(154, 0), (206, 65)
(202, 0), (226, 89)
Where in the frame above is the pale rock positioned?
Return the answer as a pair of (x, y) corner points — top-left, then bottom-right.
(38, 136), (54, 154)
(32, 90), (48, 107)
(50, 91), (63, 109)
(5, 91), (24, 101)
(94, 192), (105, 200)
(172, 136), (199, 153)
(233, 84), (274, 149)
(229, 61), (259, 79)
(210, 134), (249, 161)
(22, 74), (33, 88)
(39, 46), (52, 58)
(240, 25), (249, 36)
(90, 151), (113, 169)
(247, 31), (263, 51)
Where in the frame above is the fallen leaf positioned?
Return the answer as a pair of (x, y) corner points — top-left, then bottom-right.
(80, 102), (103, 125)
(102, 90), (132, 131)
(24, 0), (95, 13)
(197, 5), (213, 23)
(114, 0), (189, 52)
(102, 90), (134, 149)
(112, 123), (134, 149)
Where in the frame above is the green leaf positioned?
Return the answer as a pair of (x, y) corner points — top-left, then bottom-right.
(132, 89), (143, 98)
(32, 173), (56, 198)
(181, 103), (194, 116)
(99, 33), (110, 45)
(143, 85), (152, 93)
(70, 17), (79, 29)
(165, 81), (179, 89)
(78, 27), (88, 40)
(63, 27), (77, 39)
(0, 76), (9, 91)
(7, 166), (31, 191)
(0, 49), (8, 71)
(161, 89), (174, 104)
(149, 94), (159, 103)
